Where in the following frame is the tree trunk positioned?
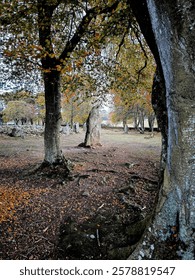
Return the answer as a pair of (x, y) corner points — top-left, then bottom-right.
(43, 70), (63, 165)
(133, 106), (139, 130)
(83, 105), (101, 147)
(70, 101), (74, 129)
(147, 113), (155, 133)
(123, 118), (129, 134)
(152, 67), (168, 178)
(129, 0), (195, 259)
(138, 108), (145, 134)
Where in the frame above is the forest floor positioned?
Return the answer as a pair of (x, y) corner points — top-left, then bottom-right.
(0, 128), (163, 260)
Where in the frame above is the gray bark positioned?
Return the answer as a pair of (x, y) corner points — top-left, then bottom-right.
(123, 118), (129, 134)
(147, 113), (155, 133)
(83, 105), (101, 147)
(138, 108), (145, 133)
(129, 0), (195, 259)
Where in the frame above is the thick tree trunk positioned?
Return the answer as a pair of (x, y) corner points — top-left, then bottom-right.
(152, 67), (168, 179)
(148, 0), (195, 259)
(43, 70), (63, 165)
(129, 0), (195, 259)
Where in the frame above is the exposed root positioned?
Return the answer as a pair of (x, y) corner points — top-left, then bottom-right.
(78, 142), (91, 148)
(23, 156), (72, 180)
(78, 142), (102, 149)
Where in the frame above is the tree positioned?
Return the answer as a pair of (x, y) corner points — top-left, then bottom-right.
(35, 92), (45, 125)
(38, 1), (123, 167)
(129, 0), (195, 260)
(62, 93), (92, 127)
(1, 90), (35, 104)
(3, 100), (35, 124)
(104, 28), (156, 132)
(0, 0), (122, 169)
(1, 0), (194, 259)
(1, 90), (38, 125)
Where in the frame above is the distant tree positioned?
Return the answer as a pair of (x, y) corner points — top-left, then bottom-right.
(1, 90), (35, 104)
(3, 100), (35, 125)
(109, 34), (156, 132)
(62, 94), (91, 128)
(35, 92), (45, 125)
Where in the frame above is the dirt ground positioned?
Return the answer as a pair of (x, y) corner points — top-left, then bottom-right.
(0, 128), (162, 260)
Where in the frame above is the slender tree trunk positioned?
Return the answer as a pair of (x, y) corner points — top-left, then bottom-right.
(123, 118), (129, 134)
(147, 113), (155, 133)
(133, 106), (139, 130)
(43, 70), (63, 165)
(70, 101), (74, 129)
(138, 108), (145, 133)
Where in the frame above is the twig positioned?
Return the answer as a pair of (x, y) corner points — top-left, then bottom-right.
(97, 203), (104, 211)
(96, 229), (101, 247)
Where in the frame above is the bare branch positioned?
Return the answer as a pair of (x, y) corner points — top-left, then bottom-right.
(133, 25), (148, 84)
(116, 22), (131, 60)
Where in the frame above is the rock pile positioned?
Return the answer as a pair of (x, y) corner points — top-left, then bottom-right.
(0, 123), (80, 137)
(0, 125), (44, 137)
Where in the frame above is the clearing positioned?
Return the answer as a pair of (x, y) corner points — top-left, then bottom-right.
(0, 128), (162, 259)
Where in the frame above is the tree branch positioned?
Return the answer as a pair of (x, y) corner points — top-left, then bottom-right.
(116, 22), (131, 60)
(59, 1), (120, 63)
(0, 3), (35, 26)
(133, 26), (148, 84)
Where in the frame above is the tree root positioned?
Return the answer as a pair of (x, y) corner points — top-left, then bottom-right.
(87, 168), (118, 173)
(78, 142), (102, 149)
(22, 156), (72, 180)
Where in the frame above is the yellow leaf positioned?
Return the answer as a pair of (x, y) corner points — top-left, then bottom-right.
(56, 65), (62, 71)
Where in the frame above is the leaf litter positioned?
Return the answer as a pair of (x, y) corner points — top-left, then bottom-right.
(0, 130), (162, 259)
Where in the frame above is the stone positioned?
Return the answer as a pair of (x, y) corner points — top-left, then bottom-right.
(62, 124), (71, 135)
(84, 105), (101, 147)
(81, 191), (90, 197)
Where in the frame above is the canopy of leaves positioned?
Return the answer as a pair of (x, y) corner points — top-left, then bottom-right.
(1, 90), (35, 104)
(107, 34), (156, 123)
(1, 0), (155, 125)
(62, 95), (92, 125)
